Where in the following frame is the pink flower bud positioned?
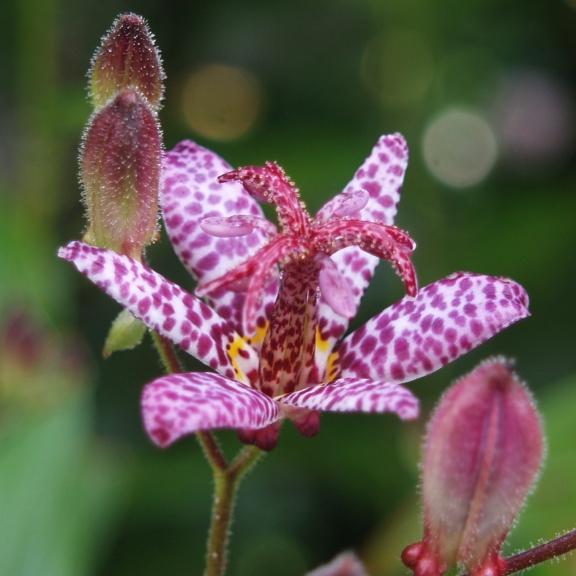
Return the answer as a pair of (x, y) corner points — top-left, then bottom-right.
(306, 552), (369, 576)
(402, 358), (544, 576)
(81, 88), (161, 258)
(89, 13), (164, 110)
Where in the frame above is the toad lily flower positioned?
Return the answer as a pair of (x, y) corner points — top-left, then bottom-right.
(59, 134), (529, 450)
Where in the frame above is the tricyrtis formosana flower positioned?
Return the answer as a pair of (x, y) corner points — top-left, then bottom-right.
(59, 134), (530, 450)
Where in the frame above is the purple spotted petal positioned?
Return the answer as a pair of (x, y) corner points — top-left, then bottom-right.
(316, 134), (410, 362)
(161, 140), (278, 334)
(338, 273), (530, 384)
(142, 372), (279, 447)
(280, 377), (419, 420)
(58, 241), (259, 384)
(342, 133), (408, 224)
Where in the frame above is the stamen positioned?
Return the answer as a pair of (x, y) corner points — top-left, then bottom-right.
(197, 236), (298, 334)
(318, 256), (356, 318)
(200, 215), (276, 237)
(316, 189), (369, 222)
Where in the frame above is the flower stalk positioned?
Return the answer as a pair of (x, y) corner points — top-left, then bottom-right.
(460, 527), (576, 576)
(150, 330), (262, 576)
(504, 528), (576, 574)
(205, 446), (261, 576)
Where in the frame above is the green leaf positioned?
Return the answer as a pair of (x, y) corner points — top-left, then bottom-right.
(103, 308), (147, 358)
(0, 392), (125, 576)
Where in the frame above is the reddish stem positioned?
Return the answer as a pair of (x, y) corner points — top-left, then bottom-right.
(504, 528), (576, 574)
(458, 528), (576, 576)
(150, 331), (227, 470)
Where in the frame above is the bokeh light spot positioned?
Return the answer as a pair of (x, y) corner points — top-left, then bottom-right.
(490, 70), (573, 170)
(181, 63), (263, 142)
(423, 108), (498, 188)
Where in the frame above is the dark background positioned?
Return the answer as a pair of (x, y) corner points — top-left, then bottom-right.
(1, 0), (575, 574)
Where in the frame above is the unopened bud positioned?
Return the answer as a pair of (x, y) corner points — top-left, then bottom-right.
(306, 552), (369, 576)
(89, 13), (164, 110)
(402, 358), (544, 576)
(81, 88), (161, 258)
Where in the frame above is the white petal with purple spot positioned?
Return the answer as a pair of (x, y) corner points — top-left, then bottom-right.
(142, 372), (279, 447)
(161, 140), (278, 335)
(338, 273), (530, 384)
(280, 377), (419, 420)
(58, 241), (259, 383)
(316, 134), (410, 365)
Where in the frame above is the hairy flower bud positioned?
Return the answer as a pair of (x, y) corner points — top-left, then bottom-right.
(402, 358), (544, 576)
(81, 88), (161, 258)
(89, 13), (164, 110)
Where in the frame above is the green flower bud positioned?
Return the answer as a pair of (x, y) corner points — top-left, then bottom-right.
(89, 13), (164, 110)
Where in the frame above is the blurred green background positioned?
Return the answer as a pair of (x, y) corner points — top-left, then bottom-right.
(1, 0), (576, 574)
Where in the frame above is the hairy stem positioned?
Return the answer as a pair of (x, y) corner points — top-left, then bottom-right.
(459, 528), (576, 576)
(150, 331), (227, 470)
(149, 330), (263, 575)
(504, 528), (576, 574)
(205, 446), (262, 576)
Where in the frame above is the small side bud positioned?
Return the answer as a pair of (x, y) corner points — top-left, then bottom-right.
(306, 551), (369, 576)
(89, 13), (164, 110)
(402, 358), (544, 576)
(81, 88), (161, 258)
(103, 309), (147, 358)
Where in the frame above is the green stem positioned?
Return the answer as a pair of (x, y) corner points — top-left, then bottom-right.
(149, 331), (264, 575)
(205, 470), (238, 576)
(150, 331), (227, 470)
(205, 446), (262, 576)
(228, 445), (262, 478)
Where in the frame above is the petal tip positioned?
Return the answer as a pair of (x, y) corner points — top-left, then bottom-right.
(398, 401), (420, 421)
(57, 240), (82, 261)
(148, 426), (174, 448)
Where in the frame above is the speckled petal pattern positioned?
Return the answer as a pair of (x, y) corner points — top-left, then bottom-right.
(161, 140), (278, 334)
(338, 273), (530, 385)
(58, 241), (259, 384)
(142, 372), (280, 447)
(326, 133), (408, 227)
(280, 377), (419, 420)
(316, 134), (410, 361)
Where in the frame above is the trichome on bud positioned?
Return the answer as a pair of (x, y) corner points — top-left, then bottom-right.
(402, 358), (544, 576)
(89, 12), (165, 110)
(81, 88), (161, 259)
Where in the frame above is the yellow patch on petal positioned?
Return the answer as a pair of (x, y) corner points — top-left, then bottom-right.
(314, 328), (341, 383)
(247, 321), (268, 347)
(326, 351), (340, 383)
(226, 335), (254, 384)
(315, 328), (331, 353)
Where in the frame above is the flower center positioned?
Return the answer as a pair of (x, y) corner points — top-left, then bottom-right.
(197, 162), (417, 396)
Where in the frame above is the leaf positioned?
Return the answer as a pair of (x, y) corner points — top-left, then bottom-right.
(103, 308), (147, 358)
(0, 391), (125, 576)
